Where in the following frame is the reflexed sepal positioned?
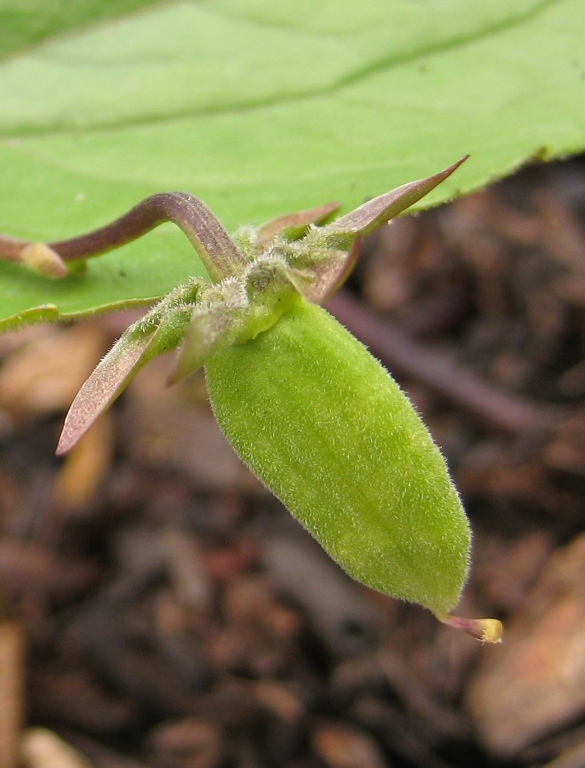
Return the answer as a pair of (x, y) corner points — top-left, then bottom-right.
(56, 279), (205, 454)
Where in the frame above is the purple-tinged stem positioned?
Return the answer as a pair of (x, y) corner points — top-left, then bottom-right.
(327, 290), (563, 437)
(0, 193), (246, 283)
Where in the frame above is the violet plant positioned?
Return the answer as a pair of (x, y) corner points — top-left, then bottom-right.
(0, 158), (502, 642)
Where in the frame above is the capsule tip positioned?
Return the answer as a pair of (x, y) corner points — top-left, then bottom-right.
(436, 613), (503, 644)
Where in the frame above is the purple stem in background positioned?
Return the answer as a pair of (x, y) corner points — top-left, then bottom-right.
(326, 290), (563, 437)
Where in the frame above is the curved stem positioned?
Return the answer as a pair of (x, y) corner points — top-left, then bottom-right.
(0, 236), (25, 263)
(0, 192), (246, 282)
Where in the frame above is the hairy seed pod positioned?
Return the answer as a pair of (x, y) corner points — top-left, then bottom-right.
(2, 158), (501, 638)
(205, 299), (470, 615)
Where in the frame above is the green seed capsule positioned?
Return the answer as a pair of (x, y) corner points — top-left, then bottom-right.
(48, 161), (502, 638)
(205, 298), (470, 615)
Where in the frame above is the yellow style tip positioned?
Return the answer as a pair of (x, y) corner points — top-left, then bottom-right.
(436, 613), (503, 644)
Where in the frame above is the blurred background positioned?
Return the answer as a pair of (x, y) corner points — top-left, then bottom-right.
(2, 153), (585, 768)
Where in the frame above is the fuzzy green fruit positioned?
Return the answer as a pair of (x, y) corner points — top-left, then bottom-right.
(205, 298), (470, 615)
(3, 159), (502, 639)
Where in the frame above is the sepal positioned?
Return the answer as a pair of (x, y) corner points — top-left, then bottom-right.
(57, 279), (204, 454)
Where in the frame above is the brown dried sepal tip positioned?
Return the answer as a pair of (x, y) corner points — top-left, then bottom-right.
(437, 613), (503, 644)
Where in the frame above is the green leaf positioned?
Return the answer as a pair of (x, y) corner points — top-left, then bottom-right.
(0, 0), (158, 57)
(1, 0), (584, 328)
